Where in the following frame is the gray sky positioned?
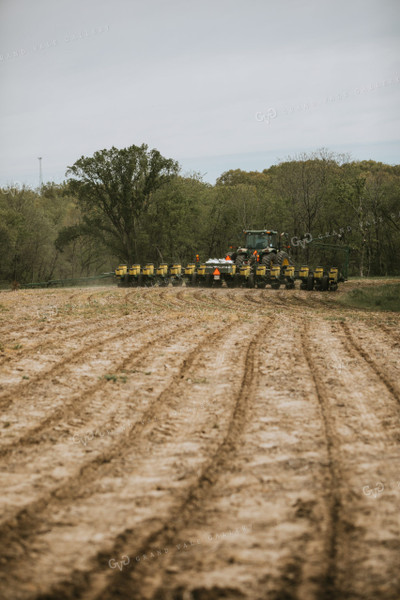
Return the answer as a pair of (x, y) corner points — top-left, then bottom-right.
(0, 0), (399, 188)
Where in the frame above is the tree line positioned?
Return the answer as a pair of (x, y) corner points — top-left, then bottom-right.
(1, 145), (399, 284)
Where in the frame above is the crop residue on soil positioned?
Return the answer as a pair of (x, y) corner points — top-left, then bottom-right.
(0, 283), (399, 600)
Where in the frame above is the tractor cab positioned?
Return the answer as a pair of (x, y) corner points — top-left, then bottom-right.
(243, 230), (278, 251)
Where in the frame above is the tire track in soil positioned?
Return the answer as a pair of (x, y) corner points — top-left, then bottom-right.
(304, 318), (400, 600)
(175, 289), (214, 310)
(224, 290), (283, 316)
(175, 290), (187, 303)
(0, 322), (233, 566)
(224, 291), (256, 312)
(191, 290), (227, 311)
(122, 288), (157, 311)
(243, 291), (265, 306)
(300, 320), (342, 600)
(175, 289), (225, 313)
(155, 289), (185, 310)
(0, 316), (73, 344)
(209, 289), (260, 314)
(0, 317), (162, 411)
(243, 290), (295, 313)
(292, 291), (367, 315)
(0, 317), (191, 455)
(282, 291), (334, 313)
(0, 311), (142, 368)
(0, 324), (92, 367)
(372, 322), (400, 346)
(0, 288), (139, 367)
(212, 289), (260, 312)
(210, 290), (239, 311)
(260, 290), (290, 309)
(325, 320), (400, 458)
(0, 289), (101, 340)
(339, 321), (400, 403)
(258, 290), (315, 325)
(51, 324), (268, 600)
(174, 289), (210, 311)
(287, 291), (345, 313)
(0, 320), (194, 460)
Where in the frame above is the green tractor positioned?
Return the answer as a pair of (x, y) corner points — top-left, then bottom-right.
(230, 230), (291, 266)
(229, 229), (294, 288)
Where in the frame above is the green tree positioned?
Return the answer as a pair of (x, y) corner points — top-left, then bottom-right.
(143, 175), (210, 264)
(64, 144), (179, 263)
(267, 152), (339, 260)
(0, 186), (55, 282)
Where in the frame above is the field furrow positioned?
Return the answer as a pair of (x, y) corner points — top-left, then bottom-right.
(0, 283), (399, 600)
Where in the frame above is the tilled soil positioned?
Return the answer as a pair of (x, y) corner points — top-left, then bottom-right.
(0, 283), (399, 600)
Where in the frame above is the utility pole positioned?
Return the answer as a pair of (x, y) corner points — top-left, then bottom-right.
(38, 156), (43, 190)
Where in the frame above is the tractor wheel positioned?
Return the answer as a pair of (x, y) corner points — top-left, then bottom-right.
(235, 254), (246, 268)
(261, 253), (274, 268)
(330, 282), (338, 292)
(226, 277), (236, 288)
(321, 275), (329, 291)
(285, 281), (295, 289)
(261, 254), (279, 287)
(257, 281), (266, 289)
(275, 251), (293, 270)
(306, 275), (314, 291)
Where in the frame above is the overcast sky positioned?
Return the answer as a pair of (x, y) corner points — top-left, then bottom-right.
(0, 0), (399, 188)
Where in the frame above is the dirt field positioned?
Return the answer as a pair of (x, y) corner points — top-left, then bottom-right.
(0, 282), (399, 600)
